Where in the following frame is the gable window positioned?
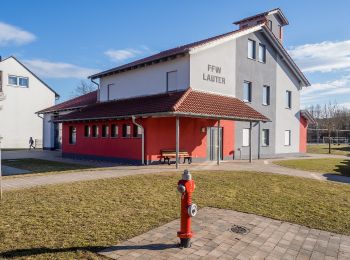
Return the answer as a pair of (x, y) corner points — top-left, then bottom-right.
(92, 125), (99, 138)
(247, 39), (256, 59)
(84, 125), (91, 137)
(166, 71), (177, 92)
(8, 76), (18, 85)
(268, 20), (272, 30)
(286, 90), (292, 109)
(258, 43), (266, 63)
(133, 125), (142, 138)
(284, 130), (291, 146)
(278, 25), (282, 39)
(242, 128), (250, 147)
(8, 75), (29, 87)
(262, 85), (270, 105)
(243, 81), (252, 102)
(262, 129), (270, 146)
(69, 126), (77, 144)
(111, 124), (118, 138)
(122, 124), (131, 138)
(102, 125), (109, 138)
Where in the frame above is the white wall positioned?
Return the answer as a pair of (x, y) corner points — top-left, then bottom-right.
(190, 39), (236, 97)
(0, 57), (56, 148)
(275, 55), (301, 154)
(99, 56), (190, 101)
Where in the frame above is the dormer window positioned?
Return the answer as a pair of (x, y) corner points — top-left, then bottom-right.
(268, 20), (273, 30)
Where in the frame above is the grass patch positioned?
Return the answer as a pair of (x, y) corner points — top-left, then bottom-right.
(1, 171), (350, 259)
(2, 158), (96, 176)
(274, 158), (350, 176)
(307, 144), (350, 156)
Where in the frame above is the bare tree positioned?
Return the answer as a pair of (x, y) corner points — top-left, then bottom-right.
(70, 80), (96, 98)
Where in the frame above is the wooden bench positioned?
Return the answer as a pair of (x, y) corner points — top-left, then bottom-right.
(160, 150), (192, 165)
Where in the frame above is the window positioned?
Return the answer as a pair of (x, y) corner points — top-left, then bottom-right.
(19, 77), (29, 87)
(8, 76), (18, 85)
(102, 125), (109, 138)
(286, 90), (292, 109)
(84, 125), (91, 137)
(258, 43), (266, 63)
(92, 125), (99, 137)
(262, 85), (270, 105)
(278, 25), (282, 39)
(243, 81), (252, 102)
(122, 124), (131, 138)
(8, 75), (29, 87)
(69, 126), (77, 144)
(284, 130), (291, 146)
(242, 128), (250, 147)
(247, 39), (256, 59)
(166, 71), (177, 92)
(133, 125), (142, 138)
(268, 20), (272, 30)
(262, 129), (270, 146)
(111, 124), (118, 138)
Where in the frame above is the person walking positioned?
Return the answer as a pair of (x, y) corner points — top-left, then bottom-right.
(29, 137), (35, 150)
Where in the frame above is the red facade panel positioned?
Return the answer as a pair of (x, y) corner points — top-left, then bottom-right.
(299, 115), (308, 153)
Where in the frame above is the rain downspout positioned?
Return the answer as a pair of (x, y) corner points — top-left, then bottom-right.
(132, 116), (145, 165)
(90, 78), (100, 102)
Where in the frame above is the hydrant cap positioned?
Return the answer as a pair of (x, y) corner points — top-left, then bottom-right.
(182, 169), (192, 180)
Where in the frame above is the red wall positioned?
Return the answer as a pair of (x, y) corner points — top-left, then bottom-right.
(62, 117), (235, 163)
(299, 115), (308, 153)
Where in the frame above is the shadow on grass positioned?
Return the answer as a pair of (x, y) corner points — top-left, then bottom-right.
(334, 159), (350, 176)
(0, 243), (179, 258)
(323, 159), (350, 184)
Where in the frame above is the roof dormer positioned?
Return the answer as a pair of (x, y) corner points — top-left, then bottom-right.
(233, 8), (289, 43)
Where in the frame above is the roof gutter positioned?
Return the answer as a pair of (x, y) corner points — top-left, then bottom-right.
(90, 78), (100, 102)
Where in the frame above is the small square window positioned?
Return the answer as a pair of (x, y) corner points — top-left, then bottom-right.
(8, 75), (18, 85)
(19, 77), (29, 87)
(111, 124), (118, 138)
(243, 81), (252, 102)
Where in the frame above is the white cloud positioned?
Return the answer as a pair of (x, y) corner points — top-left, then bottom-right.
(0, 22), (36, 46)
(24, 59), (99, 79)
(289, 40), (350, 73)
(301, 76), (350, 104)
(104, 46), (150, 62)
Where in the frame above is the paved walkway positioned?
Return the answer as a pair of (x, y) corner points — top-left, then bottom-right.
(1, 151), (350, 191)
(100, 207), (350, 259)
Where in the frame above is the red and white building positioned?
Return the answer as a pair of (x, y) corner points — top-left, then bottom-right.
(39, 8), (314, 165)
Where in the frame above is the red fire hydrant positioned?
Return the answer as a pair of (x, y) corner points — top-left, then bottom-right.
(177, 169), (197, 248)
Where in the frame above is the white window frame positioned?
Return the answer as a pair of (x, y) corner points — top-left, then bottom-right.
(258, 43), (266, 63)
(286, 90), (292, 109)
(69, 126), (77, 145)
(111, 124), (118, 138)
(284, 130), (291, 146)
(262, 85), (270, 105)
(243, 81), (252, 103)
(262, 129), (270, 147)
(247, 39), (256, 59)
(8, 75), (29, 88)
(242, 128), (250, 147)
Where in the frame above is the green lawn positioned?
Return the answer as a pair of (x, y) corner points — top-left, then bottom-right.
(1, 171), (350, 259)
(2, 158), (97, 176)
(274, 158), (350, 176)
(307, 144), (350, 156)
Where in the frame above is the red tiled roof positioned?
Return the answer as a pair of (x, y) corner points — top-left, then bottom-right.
(89, 27), (253, 79)
(37, 91), (97, 114)
(57, 89), (269, 122)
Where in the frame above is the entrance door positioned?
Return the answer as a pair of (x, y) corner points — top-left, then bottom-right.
(208, 127), (223, 161)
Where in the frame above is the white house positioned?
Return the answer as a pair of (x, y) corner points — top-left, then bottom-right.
(0, 56), (59, 148)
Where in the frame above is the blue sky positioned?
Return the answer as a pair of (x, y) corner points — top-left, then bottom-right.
(1, 0), (350, 108)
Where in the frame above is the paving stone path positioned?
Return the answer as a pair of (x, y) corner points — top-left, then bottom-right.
(100, 207), (350, 260)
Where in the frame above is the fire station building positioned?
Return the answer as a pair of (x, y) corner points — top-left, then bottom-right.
(40, 9), (312, 165)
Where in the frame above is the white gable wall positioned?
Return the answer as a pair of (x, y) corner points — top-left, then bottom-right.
(99, 55), (190, 101)
(0, 57), (56, 148)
